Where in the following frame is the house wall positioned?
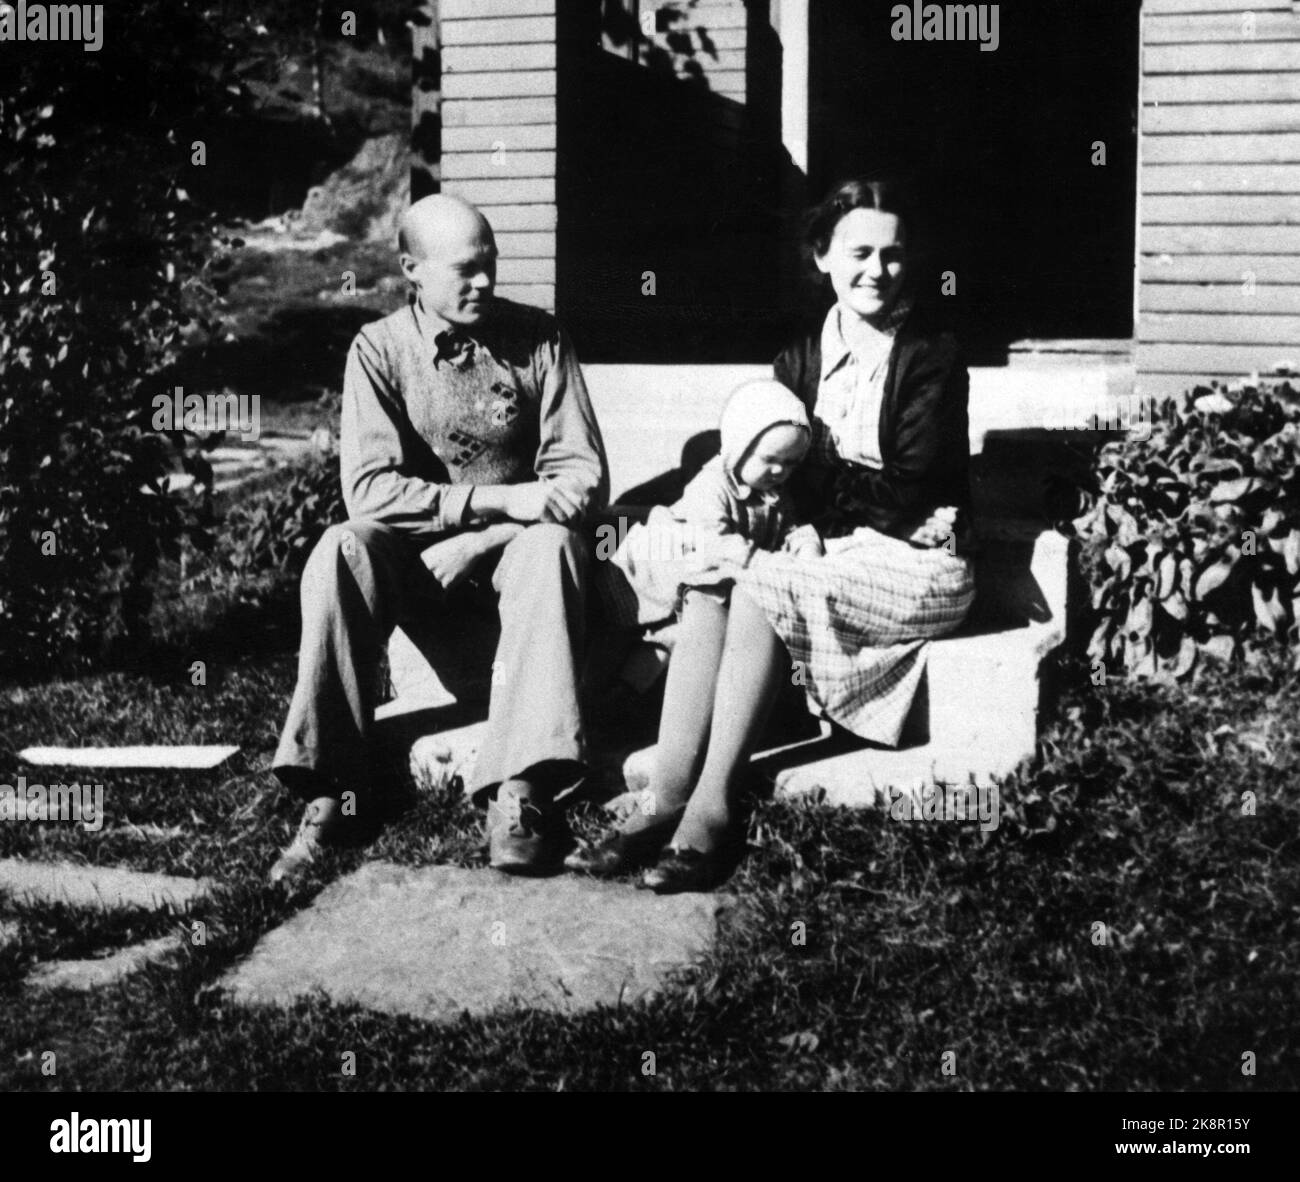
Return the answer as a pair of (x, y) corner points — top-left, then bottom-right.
(1138, 0), (1300, 397)
(437, 0), (559, 311)
(554, 0), (790, 361)
(638, 0), (751, 101)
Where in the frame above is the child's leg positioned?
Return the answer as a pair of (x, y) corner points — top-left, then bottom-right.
(669, 587), (787, 852)
(624, 589), (728, 834)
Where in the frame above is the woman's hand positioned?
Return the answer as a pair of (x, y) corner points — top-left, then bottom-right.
(678, 533), (752, 585)
(905, 505), (960, 550)
(787, 527), (824, 560)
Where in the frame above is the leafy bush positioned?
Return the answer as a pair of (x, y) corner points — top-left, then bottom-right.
(0, 2), (267, 671)
(218, 454), (346, 582)
(1073, 374), (1300, 681)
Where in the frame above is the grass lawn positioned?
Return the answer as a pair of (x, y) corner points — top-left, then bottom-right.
(1, 522), (1297, 1090)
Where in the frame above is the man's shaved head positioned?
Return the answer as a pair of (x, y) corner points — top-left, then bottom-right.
(398, 194), (497, 326)
(399, 194), (492, 261)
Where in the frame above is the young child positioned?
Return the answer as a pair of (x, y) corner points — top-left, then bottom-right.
(606, 378), (822, 628)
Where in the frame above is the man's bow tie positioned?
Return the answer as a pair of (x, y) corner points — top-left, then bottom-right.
(434, 328), (476, 368)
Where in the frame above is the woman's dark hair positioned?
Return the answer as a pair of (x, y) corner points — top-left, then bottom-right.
(802, 175), (920, 259)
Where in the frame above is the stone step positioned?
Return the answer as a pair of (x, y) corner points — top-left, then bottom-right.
(384, 515), (1069, 807)
(613, 607), (1063, 808)
(0, 859), (211, 912)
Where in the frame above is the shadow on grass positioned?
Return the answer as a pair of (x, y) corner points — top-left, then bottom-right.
(168, 305), (382, 404)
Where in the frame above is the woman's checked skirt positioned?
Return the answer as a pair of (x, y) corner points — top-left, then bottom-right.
(738, 526), (976, 746)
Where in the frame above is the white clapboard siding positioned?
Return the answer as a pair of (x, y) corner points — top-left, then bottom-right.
(1143, 224), (1300, 252)
(441, 0), (554, 18)
(1139, 313), (1300, 343)
(1146, 73), (1300, 102)
(1138, 3), (1300, 386)
(684, 26), (747, 50)
(1142, 164), (1300, 192)
(1146, 13), (1300, 41)
(1144, 0), (1292, 14)
(1141, 284), (1300, 314)
(442, 150), (557, 180)
(661, 1), (746, 29)
(441, 17), (555, 45)
(437, 8), (559, 314)
(441, 177), (556, 204)
(487, 232), (555, 258)
(441, 97), (556, 127)
(1143, 194), (1300, 223)
(496, 257), (556, 285)
(1144, 134), (1300, 164)
(1145, 43), (1300, 73)
(442, 124), (556, 152)
(1137, 344), (1300, 373)
(1144, 103), (1300, 134)
(443, 43), (556, 73)
(472, 204), (557, 231)
(1141, 255), (1300, 283)
(674, 48), (746, 72)
(495, 283), (555, 308)
(639, 0), (748, 100)
(441, 70), (556, 99)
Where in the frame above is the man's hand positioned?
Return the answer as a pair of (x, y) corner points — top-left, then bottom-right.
(421, 531), (490, 592)
(504, 480), (583, 525)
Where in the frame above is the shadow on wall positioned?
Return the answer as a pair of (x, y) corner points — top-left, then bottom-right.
(618, 429), (721, 508)
(558, 0), (809, 365)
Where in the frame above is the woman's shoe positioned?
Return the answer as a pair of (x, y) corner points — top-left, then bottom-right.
(564, 806), (685, 877)
(638, 845), (727, 894)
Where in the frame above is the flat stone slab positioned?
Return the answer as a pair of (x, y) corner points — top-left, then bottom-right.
(0, 918), (19, 951)
(19, 745), (238, 769)
(220, 862), (724, 1023)
(0, 859), (211, 912)
(27, 936), (178, 992)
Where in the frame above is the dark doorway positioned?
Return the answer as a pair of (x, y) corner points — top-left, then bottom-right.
(810, 0), (1140, 355)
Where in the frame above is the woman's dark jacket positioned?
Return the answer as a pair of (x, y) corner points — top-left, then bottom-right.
(774, 306), (973, 543)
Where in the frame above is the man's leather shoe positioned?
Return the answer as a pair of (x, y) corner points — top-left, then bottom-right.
(487, 784), (560, 875)
(269, 795), (343, 889)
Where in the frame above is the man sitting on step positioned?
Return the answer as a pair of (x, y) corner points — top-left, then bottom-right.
(269, 194), (609, 887)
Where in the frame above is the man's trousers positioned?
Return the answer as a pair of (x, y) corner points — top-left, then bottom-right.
(272, 520), (590, 803)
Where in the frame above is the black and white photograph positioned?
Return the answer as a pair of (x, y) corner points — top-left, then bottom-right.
(0, 0), (1295, 1147)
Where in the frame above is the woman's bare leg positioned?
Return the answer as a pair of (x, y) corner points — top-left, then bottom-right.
(670, 588), (786, 852)
(624, 590), (728, 834)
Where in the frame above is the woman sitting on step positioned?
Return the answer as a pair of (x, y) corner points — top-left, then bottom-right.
(569, 175), (977, 893)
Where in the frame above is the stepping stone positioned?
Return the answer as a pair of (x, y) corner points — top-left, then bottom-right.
(27, 936), (178, 992)
(0, 918), (19, 952)
(0, 859), (211, 912)
(19, 745), (238, 770)
(220, 862), (724, 1023)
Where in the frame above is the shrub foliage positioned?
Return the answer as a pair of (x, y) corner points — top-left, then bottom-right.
(0, 3), (260, 670)
(1073, 375), (1300, 680)
(221, 455), (346, 582)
